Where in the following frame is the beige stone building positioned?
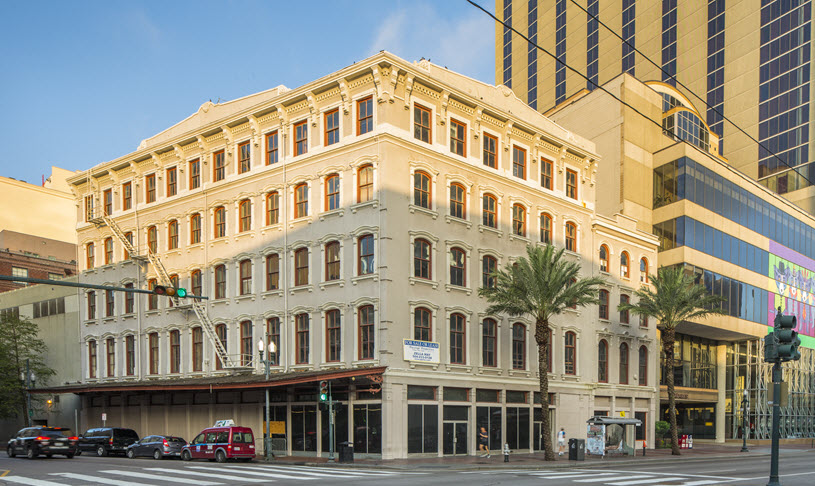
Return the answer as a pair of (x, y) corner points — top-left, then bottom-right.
(54, 52), (658, 458)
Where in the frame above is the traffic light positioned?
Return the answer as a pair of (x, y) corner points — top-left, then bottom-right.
(764, 333), (778, 362)
(319, 381), (328, 402)
(775, 312), (801, 362)
(153, 285), (187, 298)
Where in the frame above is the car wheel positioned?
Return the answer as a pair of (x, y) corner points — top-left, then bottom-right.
(126, 449), (135, 459)
(45, 453), (53, 458)
(26, 447), (36, 459)
(66, 453), (74, 459)
(181, 450), (192, 462)
(96, 445), (107, 457)
(153, 449), (162, 460)
(215, 450), (226, 463)
(7, 445), (16, 458)
(74, 450), (82, 456)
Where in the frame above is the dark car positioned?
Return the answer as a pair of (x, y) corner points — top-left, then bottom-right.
(6, 426), (79, 459)
(126, 435), (187, 460)
(78, 427), (139, 456)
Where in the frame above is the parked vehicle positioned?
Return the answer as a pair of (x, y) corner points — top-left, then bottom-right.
(181, 423), (255, 463)
(77, 427), (139, 456)
(6, 426), (79, 459)
(126, 435), (187, 459)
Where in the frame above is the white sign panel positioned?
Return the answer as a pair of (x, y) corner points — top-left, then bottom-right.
(403, 339), (440, 363)
(101, 413), (107, 422)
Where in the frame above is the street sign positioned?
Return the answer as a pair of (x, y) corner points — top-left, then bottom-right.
(102, 412), (107, 422)
(767, 382), (789, 407)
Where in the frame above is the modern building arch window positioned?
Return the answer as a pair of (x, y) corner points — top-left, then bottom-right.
(599, 245), (609, 272)
(265, 254), (279, 290)
(620, 294), (630, 324)
(598, 339), (608, 383)
(621, 251), (630, 278)
(324, 109), (339, 146)
(449, 247), (466, 286)
(240, 320), (253, 366)
(214, 264), (226, 299)
(450, 183), (466, 219)
(239, 199), (251, 232)
(215, 323), (227, 370)
(168, 220), (179, 249)
(295, 313), (309, 364)
(512, 145), (526, 179)
(565, 222), (577, 252)
(190, 214), (202, 244)
(294, 183), (308, 218)
(414, 307), (432, 341)
(564, 331), (577, 375)
(358, 164), (373, 203)
(413, 171), (431, 209)
(148, 332), (159, 374)
(266, 317), (280, 365)
(325, 241), (341, 281)
(413, 104), (431, 143)
(450, 313), (466, 364)
(294, 248), (309, 286)
(483, 193), (497, 228)
(266, 192), (280, 225)
(566, 168), (578, 199)
(482, 318), (497, 367)
(326, 309), (341, 362)
(512, 204), (527, 236)
(599, 289), (609, 320)
(512, 323), (526, 370)
(294, 120), (308, 156)
(358, 305), (375, 360)
(358, 234), (374, 275)
(214, 206), (226, 238)
(450, 119), (466, 156)
(192, 327), (203, 372)
(104, 237), (113, 265)
(619, 342), (629, 384)
(325, 174), (340, 211)
(147, 279), (158, 311)
(265, 131), (279, 165)
(170, 329), (181, 373)
(239, 259), (252, 295)
(88, 340), (97, 378)
(357, 96), (373, 135)
(640, 257), (649, 283)
(147, 226), (158, 253)
(483, 133), (497, 168)
(638, 346), (648, 386)
(191, 269), (202, 297)
(213, 150), (226, 182)
(238, 141), (251, 173)
(414, 239), (432, 279)
(482, 255), (497, 288)
(539, 213), (553, 244)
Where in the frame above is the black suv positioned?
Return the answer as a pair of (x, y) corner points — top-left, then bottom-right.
(7, 426), (79, 459)
(78, 427), (139, 456)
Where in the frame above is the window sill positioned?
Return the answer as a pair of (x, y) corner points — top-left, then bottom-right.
(508, 233), (531, 244)
(564, 307), (580, 316)
(407, 361), (439, 371)
(289, 216), (313, 228)
(445, 284), (472, 296)
(319, 208), (345, 221)
(234, 232), (255, 242)
(477, 366), (503, 376)
(445, 364), (473, 373)
(83, 319), (97, 326)
(321, 362), (345, 370)
(102, 316), (116, 323)
(260, 224), (283, 236)
(351, 200), (378, 213)
(210, 298), (229, 305)
(261, 289), (283, 299)
(619, 321), (631, 327)
(599, 270), (610, 276)
(145, 310), (160, 316)
(320, 279), (345, 290)
(408, 204), (438, 219)
(352, 274), (378, 285)
(291, 364), (312, 371)
(445, 215), (472, 229)
(289, 285), (314, 295)
(235, 294), (255, 303)
(210, 237), (229, 247)
(478, 224), (502, 237)
(409, 277), (438, 289)
(561, 374), (581, 381)
(121, 313), (136, 320)
(509, 370), (532, 378)
(186, 243), (204, 253)
(166, 249), (183, 257)
(564, 250), (581, 260)
(352, 359), (378, 367)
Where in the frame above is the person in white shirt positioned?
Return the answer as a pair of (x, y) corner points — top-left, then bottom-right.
(557, 428), (566, 456)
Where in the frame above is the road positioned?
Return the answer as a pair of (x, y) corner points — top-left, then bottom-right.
(1, 451), (813, 485)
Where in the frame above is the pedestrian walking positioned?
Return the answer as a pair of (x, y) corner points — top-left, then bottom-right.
(479, 427), (490, 458)
(557, 428), (566, 456)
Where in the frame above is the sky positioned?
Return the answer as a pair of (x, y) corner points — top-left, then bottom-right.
(0, 0), (496, 186)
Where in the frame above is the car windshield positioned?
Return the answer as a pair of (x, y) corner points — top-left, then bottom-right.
(39, 430), (67, 438)
(168, 437), (186, 443)
(118, 429), (139, 439)
(232, 431), (254, 443)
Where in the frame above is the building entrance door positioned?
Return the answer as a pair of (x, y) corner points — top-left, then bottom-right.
(442, 421), (467, 455)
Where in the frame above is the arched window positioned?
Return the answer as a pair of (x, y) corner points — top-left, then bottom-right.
(192, 327), (203, 372)
(450, 247), (466, 286)
(640, 257), (649, 283)
(358, 234), (374, 275)
(325, 174), (340, 211)
(565, 222), (577, 251)
(294, 183), (308, 218)
(620, 251), (630, 278)
(358, 164), (373, 203)
(358, 305), (375, 360)
(104, 237), (113, 264)
(190, 213), (202, 244)
(483, 194), (497, 228)
(147, 226), (158, 253)
(512, 204), (526, 236)
(599, 245), (609, 272)
(598, 340), (608, 383)
(414, 307), (432, 341)
(619, 342), (629, 384)
(641, 315), (649, 327)
(482, 318), (497, 367)
(214, 206), (226, 238)
(295, 248), (309, 286)
(325, 241), (340, 281)
(450, 183), (466, 219)
(239, 259), (252, 295)
(106, 337), (115, 377)
(326, 309), (341, 362)
(147, 278), (158, 310)
(638, 346), (648, 386)
(512, 323), (526, 370)
(215, 323), (227, 370)
(214, 264), (226, 299)
(148, 332), (159, 374)
(123, 232), (133, 260)
(482, 255), (497, 288)
(414, 239), (431, 279)
(266, 317), (280, 365)
(266, 192), (280, 225)
(170, 329), (181, 373)
(540, 213), (553, 244)
(295, 313), (309, 364)
(265, 254), (279, 290)
(88, 339), (97, 378)
(599, 289), (609, 319)
(620, 294), (630, 324)
(450, 313), (465, 364)
(564, 331), (576, 375)
(413, 171), (431, 209)
(191, 269), (202, 299)
(239, 199), (251, 232)
(168, 220), (179, 249)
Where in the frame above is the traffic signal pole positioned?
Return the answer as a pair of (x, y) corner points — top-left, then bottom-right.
(328, 381), (335, 463)
(0, 275), (207, 299)
(768, 361), (782, 486)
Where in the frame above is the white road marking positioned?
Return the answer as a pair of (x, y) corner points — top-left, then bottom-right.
(189, 466), (312, 480)
(50, 472), (153, 485)
(574, 474), (653, 483)
(100, 470), (222, 485)
(602, 477), (681, 485)
(242, 464), (404, 476)
(224, 465), (364, 478)
(0, 477), (68, 486)
(144, 467), (268, 482)
(652, 481), (724, 486)
(530, 472), (623, 480)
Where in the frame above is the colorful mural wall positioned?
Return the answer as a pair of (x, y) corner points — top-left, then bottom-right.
(768, 241), (815, 348)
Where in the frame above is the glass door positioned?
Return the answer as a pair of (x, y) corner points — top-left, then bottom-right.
(443, 422), (468, 455)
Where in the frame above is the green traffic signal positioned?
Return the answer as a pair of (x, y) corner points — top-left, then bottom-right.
(319, 380), (328, 402)
(176, 287), (187, 298)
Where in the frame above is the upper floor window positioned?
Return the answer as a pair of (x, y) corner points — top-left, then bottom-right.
(168, 220), (179, 249)
(564, 331), (577, 375)
(122, 182), (132, 210)
(565, 222), (577, 251)
(214, 264), (226, 299)
(450, 313), (466, 364)
(512, 323), (527, 370)
(482, 255), (497, 289)
(566, 169), (578, 199)
(166, 167), (177, 196)
(88, 340), (97, 378)
(450, 119), (466, 156)
(192, 327), (203, 372)
(599, 289), (609, 320)
(641, 314), (649, 327)
(265, 254), (279, 290)
(104, 237), (113, 265)
(239, 199), (252, 232)
(124, 283), (134, 314)
(266, 192), (280, 225)
(123, 232), (133, 260)
(414, 239), (431, 279)
(103, 189), (112, 215)
(325, 174), (340, 211)
(294, 120), (308, 156)
(145, 174), (156, 203)
(148, 332), (160, 374)
(238, 141), (251, 174)
(413, 104), (431, 143)
(512, 204), (526, 237)
(483, 133), (497, 168)
(450, 247), (466, 287)
(358, 234), (374, 275)
(239, 259), (252, 295)
(215, 324), (227, 370)
(147, 226), (158, 253)
(324, 109), (340, 146)
(512, 145), (526, 179)
(87, 291), (96, 319)
(640, 257), (649, 283)
(190, 214), (202, 244)
(482, 318), (497, 367)
(85, 195), (94, 221)
(413, 171), (431, 209)
(359, 305), (375, 360)
(540, 213), (552, 244)
(619, 343), (629, 384)
(295, 313), (309, 364)
(483, 194), (497, 228)
(125, 335), (135, 376)
(170, 330), (181, 373)
(598, 340), (608, 383)
(266, 318), (280, 365)
(213, 150), (226, 182)
(326, 309), (341, 362)
(106, 337), (115, 375)
(541, 158), (553, 190)
(189, 159), (200, 189)
(294, 183), (308, 218)
(620, 294), (630, 324)
(357, 96), (373, 135)
(265, 131), (279, 165)
(147, 279), (158, 310)
(325, 241), (340, 281)
(450, 183), (466, 219)
(191, 269), (202, 297)
(358, 165), (373, 203)
(295, 248), (309, 286)
(414, 307), (432, 341)
(214, 206), (226, 238)
(639, 346), (648, 386)
(620, 251), (630, 278)
(599, 245), (609, 272)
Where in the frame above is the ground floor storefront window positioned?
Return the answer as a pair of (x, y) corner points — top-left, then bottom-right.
(476, 406), (502, 451)
(660, 403), (716, 439)
(506, 407), (530, 450)
(353, 403), (382, 454)
(407, 404), (438, 453)
(291, 405), (317, 452)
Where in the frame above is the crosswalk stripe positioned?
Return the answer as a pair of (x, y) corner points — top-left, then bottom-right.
(189, 466), (313, 480)
(653, 482), (723, 486)
(100, 470), (222, 485)
(223, 465), (362, 478)
(531, 472), (623, 480)
(144, 467), (269, 483)
(602, 477), (679, 485)
(0, 477), (67, 486)
(50, 472), (154, 486)
(243, 464), (399, 476)
(573, 474), (642, 483)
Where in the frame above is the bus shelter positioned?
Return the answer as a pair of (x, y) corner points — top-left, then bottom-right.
(586, 416), (641, 457)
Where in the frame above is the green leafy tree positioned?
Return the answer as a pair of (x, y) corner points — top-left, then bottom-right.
(0, 314), (56, 422)
(618, 266), (725, 455)
(479, 244), (606, 461)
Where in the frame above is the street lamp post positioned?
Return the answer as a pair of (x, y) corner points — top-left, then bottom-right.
(741, 388), (749, 453)
(258, 339), (277, 461)
(20, 359), (36, 427)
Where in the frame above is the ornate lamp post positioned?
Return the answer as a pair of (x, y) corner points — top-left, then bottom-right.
(20, 359), (36, 427)
(258, 339), (277, 461)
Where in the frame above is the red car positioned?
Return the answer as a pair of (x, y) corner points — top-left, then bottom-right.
(181, 425), (255, 463)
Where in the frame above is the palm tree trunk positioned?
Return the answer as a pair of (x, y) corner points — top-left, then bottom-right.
(663, 327), (681, 455)
(536, 319), (556, 461)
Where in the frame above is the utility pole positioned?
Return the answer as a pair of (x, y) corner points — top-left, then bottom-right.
(767, 361), (782, 486)
(24, 359), (33, 427)
(741, 388), (749, 453)
(258, 339), (277, 461)
(328, 381), (335, 463)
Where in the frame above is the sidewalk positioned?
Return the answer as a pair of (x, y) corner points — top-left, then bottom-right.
(266, 441), (815, 470)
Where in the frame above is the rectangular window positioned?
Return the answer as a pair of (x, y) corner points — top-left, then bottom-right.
(238, 141), (251, 173)
(324, 109), (340, 146)
(122, 182), (132, 210)
(125, 335), (135, 376)
(359, 306), (375, 360)
(106, 339), (115, 377)
(450, 119), (466, 156)
(357, 96), (373, 135)
(483, 133), (497, 168)
(326, 310), (341, 362)
(192, 327), (203, 372)
(266, 254), (280, 290)
(85, 195), (94, 221)
(87, 291), (96, 319)
(296, 314), (309, 364)
(325, 242), (340, 281)
(170, 331), (181, 373)
(541, 158), (553, 190)
(265, 131), (279, 165)
(358, 234), (374, 275)
(414, 104), (431, 143)
(512, 145), (526, 179)
(166, 167), (177, 196)
(294, 121), (308, 156)
(213, 150), (226, 181)
(239, 260), (252, 295)
(149, 333), (159, 375)
(450, 314), (465, 364)
(124, 283), (134, 314)
(145, 174), (156, 203)
(105, 290), (114, 317)
(103, 189), (112, 215)
(11, 266), (28, 279)
(189, 159), (200, 189)
(88, 341), (97, 378)
(407, 404), (438, 453)
(267, 318), (280, 365)
(566, 169), (578, 199)
(295, 249), (309, 286)
(482, 319), (497, 367)
(147, 279), (158, 310)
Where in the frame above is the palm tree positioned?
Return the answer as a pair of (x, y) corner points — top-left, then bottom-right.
(479, 244), (606, 461)
(618, 266), (725, 455)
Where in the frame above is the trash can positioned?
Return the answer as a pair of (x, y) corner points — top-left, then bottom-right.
(338, 441), (354, 463)
(568, 438), (585, 461)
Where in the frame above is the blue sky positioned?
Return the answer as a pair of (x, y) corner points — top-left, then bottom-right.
(0, 0), (496, 186)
